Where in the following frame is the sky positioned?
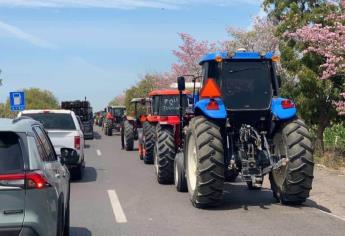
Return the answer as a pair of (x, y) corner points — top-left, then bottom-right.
(0, 0), (262, 111)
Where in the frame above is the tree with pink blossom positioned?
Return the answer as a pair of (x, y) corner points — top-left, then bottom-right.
(264, 0), (343, 153)
(289, 0), (345, 114)
(171, 33), (215, 79)
(225, 17), (278, 53)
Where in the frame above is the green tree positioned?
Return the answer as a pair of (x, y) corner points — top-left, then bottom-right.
(263, 0), (342, 153)
(124, 74), (158, 114)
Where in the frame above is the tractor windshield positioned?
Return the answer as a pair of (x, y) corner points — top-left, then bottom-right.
(216, 60), (273, 110)
(153, 95), (188, 116)
(111, 108), (125, 117)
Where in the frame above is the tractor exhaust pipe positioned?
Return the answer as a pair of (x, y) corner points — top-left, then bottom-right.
(177, 76), (186, 149)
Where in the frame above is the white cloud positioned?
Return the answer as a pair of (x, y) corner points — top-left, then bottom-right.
(0, 20), (57, 49)
(0, 0), (260, 9)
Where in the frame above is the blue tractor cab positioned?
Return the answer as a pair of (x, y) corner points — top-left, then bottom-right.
(174, 50), (314, 209)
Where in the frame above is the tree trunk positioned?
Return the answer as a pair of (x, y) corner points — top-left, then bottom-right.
(315, 125), (326, 155)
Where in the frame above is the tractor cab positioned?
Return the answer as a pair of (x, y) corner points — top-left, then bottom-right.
(147, 90), (191, 125)
(129, 97), (151, 121)
(108, 106), (126, 119)
(198, 51), (284, 131)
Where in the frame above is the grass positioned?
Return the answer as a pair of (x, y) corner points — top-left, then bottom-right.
(314, 149), (345, 171)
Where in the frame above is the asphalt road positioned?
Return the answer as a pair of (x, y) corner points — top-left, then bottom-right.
(69, 126), (345, 236)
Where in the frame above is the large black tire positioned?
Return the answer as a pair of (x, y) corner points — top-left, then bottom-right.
(270, 119), (314, 204)
(185, 116), (225, 208)
(174, 152), (188, 192)
(124, 120), (134, 151)
(143, 122), (155, 164)
(107, 126), (113, 136)
(154, 125), (175, 184)
(120, 124), (125, 149)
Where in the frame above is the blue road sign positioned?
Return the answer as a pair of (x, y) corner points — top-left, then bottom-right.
(10, 92), (25, 112)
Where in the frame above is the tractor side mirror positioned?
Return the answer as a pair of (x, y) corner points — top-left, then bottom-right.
(277, 75), (282, 88)
(177, 76), (186, 91)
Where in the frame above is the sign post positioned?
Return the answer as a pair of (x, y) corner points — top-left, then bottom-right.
(10, 92), (25, 112)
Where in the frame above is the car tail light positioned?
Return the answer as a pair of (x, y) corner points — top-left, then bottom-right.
(281, 99), (295, 109)
(0, 172), (48, 189)
(200, 79), (222, 99)
(25, 172), (48, 189)
(206, 99), (219, 110)
(75, 136), (81, 150)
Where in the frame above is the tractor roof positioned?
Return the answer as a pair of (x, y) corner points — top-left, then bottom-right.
(149, 89), (191, 97)
(130, 98), (151, 104)
(109, 105), (126, 109)
(199, 51), (275, 65)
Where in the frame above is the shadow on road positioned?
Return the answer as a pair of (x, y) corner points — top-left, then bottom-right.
(302, 199), (332, 213)
(84, 144), (91, 149)
(70, 227), (92, 236)
(72, 167), (97, 183)
(208, 181), (331, 213)
(93, 131), (102, 140)
(210, 182), (277, 211)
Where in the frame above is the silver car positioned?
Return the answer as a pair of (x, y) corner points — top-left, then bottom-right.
(0, 117), (70, 236)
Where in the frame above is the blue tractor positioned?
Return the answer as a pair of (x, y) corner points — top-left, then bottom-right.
(174, 51), (314, 208)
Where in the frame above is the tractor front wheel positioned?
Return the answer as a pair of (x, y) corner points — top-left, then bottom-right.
(270, 119), (314, 205)
(124, 120), (134, 151)
(174, 152), (188, 192)
(143, 122), (155, 164)
(154, 125), (175, 184)
(185, 116), (225, 208)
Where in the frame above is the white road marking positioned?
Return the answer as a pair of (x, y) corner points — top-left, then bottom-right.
(96, 149), (102, 156)
(107, 190), (128, 223)
(319, 210), (345, 222)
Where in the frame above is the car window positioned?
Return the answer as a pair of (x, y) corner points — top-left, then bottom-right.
(33, 126), (57, 162)
(24, 113), (76, 130)
(0, 132), (24, 174)
(27, 136), (44, 170)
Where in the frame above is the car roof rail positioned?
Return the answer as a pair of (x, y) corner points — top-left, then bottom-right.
(12, 116), (34, 124)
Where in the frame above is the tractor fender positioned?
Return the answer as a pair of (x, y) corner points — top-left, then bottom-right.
(194, 98), (227, 119)
(271, 98), (297, 120)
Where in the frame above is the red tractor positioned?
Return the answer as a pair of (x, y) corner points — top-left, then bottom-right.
(140, 90), (191, 184)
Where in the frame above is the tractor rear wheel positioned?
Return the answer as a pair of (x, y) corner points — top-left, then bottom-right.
(185, 116), (225, 208)
(107, 126), (113, 136)
(270, 119), (314, 205)
(143, 122), (155, 164)
(154, 125), (175, 184)
(124, 120), (134, 151)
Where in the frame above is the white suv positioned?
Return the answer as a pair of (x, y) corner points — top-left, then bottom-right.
(19, 110), (85, 179)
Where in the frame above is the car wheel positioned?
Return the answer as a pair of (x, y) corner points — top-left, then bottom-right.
(63, 203), (70, 236)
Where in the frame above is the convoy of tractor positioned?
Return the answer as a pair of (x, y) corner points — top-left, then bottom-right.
(106, 49), (314, 209)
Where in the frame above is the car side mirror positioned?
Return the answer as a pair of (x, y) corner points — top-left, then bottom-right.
(177, 76), (186, 91)
(60, 148), (78, 165)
